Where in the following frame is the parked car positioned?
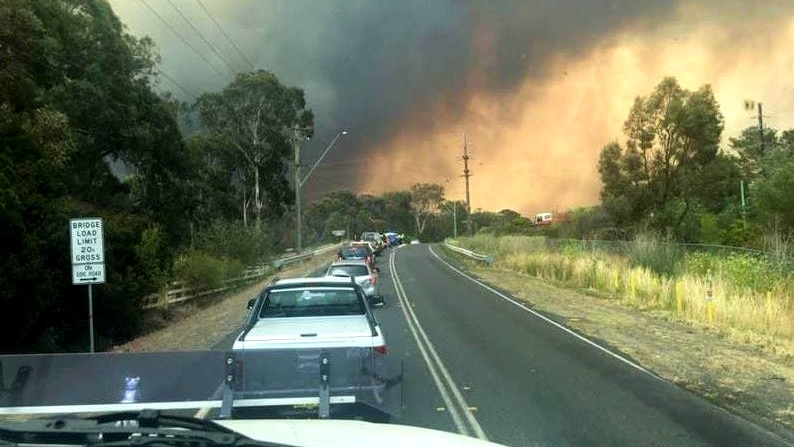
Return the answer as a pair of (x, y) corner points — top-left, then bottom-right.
(233, 276), (386, 353)
(325, 260), (383, 307)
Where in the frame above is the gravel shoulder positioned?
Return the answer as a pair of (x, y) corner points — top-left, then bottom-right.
(439, 246), (794, 443)
(113, 256), (333, 352)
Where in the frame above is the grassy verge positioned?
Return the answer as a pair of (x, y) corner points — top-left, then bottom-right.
(439, 244), (794, 440)
(451, 234), (794, 358)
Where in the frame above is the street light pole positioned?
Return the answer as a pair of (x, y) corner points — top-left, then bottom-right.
(294, 129), (348, 252)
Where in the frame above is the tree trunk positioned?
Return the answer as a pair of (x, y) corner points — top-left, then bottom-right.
(254, 166), (262, 229)
(242, 185), (248, 227)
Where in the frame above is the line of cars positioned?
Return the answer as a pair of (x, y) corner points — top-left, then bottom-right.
(233, 233), (394, 355)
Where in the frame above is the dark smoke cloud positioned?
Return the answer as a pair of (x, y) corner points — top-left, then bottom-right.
(111, 2), (676, 145)
(109, 0), (787, 204)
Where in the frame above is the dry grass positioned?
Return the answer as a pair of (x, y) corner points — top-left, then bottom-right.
(454, 235), (794, 358)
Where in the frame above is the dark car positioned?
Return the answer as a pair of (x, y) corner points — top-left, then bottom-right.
(337, 245), (375, 268)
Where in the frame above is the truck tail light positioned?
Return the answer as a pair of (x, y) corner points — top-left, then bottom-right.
(373, 345), (387, 356)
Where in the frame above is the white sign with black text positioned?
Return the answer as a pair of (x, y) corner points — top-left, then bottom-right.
(70, 218), (105, 285)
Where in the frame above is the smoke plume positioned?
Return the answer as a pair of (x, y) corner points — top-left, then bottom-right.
(109, 0), (794, 214)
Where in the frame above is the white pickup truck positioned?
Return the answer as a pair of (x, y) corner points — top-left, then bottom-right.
(232, 277), (387, 354)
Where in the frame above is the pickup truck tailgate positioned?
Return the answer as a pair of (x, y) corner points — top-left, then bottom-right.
(239, 315), (374, 349)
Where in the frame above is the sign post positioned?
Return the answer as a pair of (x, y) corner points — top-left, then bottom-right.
(70, 218), (106, 353)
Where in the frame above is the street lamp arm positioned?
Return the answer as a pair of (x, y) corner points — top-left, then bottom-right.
(300, 131), (347, 187)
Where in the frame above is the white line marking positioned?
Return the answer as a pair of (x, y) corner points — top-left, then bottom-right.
(390, 251), (488, 440)
(428, 245), (661, 380)
(389, 251), (469, 436)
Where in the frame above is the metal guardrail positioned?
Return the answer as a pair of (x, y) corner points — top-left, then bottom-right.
(270, 243), (341, 269)
(444, 240), (494, 266)
(142, 243), (342, 309)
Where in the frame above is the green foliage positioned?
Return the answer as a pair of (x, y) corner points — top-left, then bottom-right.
(134, 225), (171, 291)
(0, 0), (205, 353)
(752, 159), (794, 231)
(697, 212), (724, 244)
(174, 251), (227, 290)
(683, 251), (782, 291)
(193, 219), (272, 265)
(475, 209), (535, 236)
(598, 77), (727, 235)
(194, 70), (313, 226)
(627, 233), (682, 277)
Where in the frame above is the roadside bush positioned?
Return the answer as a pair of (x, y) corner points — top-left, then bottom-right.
(194, 219), (272, 265)
(684, 251), (782, 292)
(627, 233), (681, 277)
(174, 251), (226, 290)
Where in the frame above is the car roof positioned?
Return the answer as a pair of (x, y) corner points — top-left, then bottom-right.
(271, 277), (355, 288)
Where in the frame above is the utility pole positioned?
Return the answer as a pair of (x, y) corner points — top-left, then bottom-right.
(461, 133), (473, 235)
(293, 129), (304, 252)
(293, 129), (347, 252)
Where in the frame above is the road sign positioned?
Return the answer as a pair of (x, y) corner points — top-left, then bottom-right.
(70, 218), (105, 266)
(72, 262), (106, 284)
(69, 217), (105, 353)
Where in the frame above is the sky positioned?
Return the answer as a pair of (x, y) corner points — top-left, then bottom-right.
(108, 0), (794, 215)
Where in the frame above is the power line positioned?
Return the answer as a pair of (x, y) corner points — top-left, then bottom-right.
(158, 70), (197, 98)
(137, 0), (227, 78)
(194, 0), (256, 70)
(163, 0), (239, 75)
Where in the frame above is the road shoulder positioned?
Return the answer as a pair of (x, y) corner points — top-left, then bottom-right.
(436, 244), (794, 443)
(113, 256), (332, 352)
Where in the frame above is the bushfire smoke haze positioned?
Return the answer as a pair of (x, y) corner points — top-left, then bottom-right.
(110, 0), (794, 215)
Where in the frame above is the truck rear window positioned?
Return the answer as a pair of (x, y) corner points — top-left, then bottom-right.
(260, 287), (365, 318)
(328, 265), (370, 277)
(341, 247), (369, 257)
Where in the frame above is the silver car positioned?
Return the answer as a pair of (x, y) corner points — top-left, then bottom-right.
(325, 260), (384, 306)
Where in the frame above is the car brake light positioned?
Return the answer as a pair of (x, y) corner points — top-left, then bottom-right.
(373, 345), (387, 355)
(369, 276), (376, 284)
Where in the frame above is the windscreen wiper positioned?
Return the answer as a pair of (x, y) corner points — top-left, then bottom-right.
(0, 410), (294, 447)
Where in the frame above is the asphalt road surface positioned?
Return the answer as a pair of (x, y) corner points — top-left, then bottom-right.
(208, 244), (790, 447)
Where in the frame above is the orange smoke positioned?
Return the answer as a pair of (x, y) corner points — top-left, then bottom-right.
(360, 2), (794, 216)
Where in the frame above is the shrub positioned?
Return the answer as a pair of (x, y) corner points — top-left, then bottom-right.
(174, 251), (226, 290)
(627, 233), (682, 277)
(194, 220), (272, 265)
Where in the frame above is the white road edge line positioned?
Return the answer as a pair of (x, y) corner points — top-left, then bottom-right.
(390, 250), (489, 440)
(428, 245), (662, 381)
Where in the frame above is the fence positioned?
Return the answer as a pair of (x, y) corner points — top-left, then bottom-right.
(443, 239), (493, 266)
(142, 243), (342, 309)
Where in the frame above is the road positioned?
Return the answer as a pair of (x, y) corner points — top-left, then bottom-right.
(0, 244), (787, 445)
(222, 244), (787, 446)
